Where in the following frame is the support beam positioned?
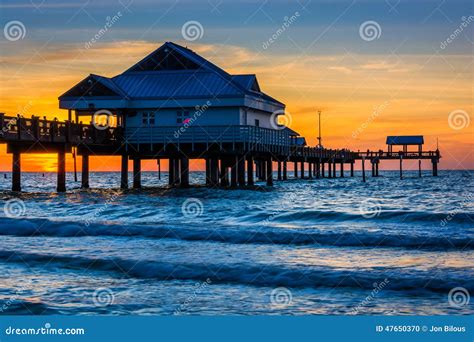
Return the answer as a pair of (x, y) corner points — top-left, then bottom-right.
(371, 161), (375, 177)
(300, 161), (305, 179)
(247, 156), (254, 186)
(294, 161), (298, 178)
(238, 156), (246, 187)
(210, 157), (219, 186)
(157, 159), (161, 180)
(12, 151), (21, 192)
(375, 162), (379, 177)
(230, 157), (238, 187)
(362, 158), (366, 183)
(308, 163), (313, 179)
(316, 161), (321, 179)
(350, 162), (354, 177)
(333, 160), (336, 178)
(419, 160), (422, 178)
(121, 154), (128, 189)
(205, 158), (210, 185)
(277, 161), (282, 180)
(57, 149), (66, 192)
(432, 159), (438, 177)
(220, 159), (229, 186)
(399, 156), (403, 180)
(180, 157), (189, 187)
(168, 157), (175, 186)
(173, 158), (181, 186)
(340, 162), (344, 178)
(266, 158), (273, 186)
(328, 161), (332, 178)
(81, 154), (89, 189)
(282, 161), (287, 180)
(133, 158), (142, 189)
(321, 162), (325, 178)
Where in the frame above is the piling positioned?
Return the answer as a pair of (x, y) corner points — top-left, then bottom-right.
(282, 160), (287, 180)
(362, 157), (366, 183)
(57, 149), (66, 192)
(340, 162), (344, 178)
(399, 155), (403, 180)
(277, 161), (282, 180)
(121, 154), (128, 189)
(12, 151), (21, 192)
(81, 154), (89, 188)
(133, 158), (142, 188)
(294, 161), (298, 178)
(266, 158), (273, 186)
(418, 160), (422, 178)
(180, 157), (190, 187)
(247, 156), (254, 186)
(237, 156), (245, 187)
(350, 162), (354, 177)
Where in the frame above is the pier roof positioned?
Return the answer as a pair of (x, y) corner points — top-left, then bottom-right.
(386, 136), (424, 145)
(59, 42), (283, 110)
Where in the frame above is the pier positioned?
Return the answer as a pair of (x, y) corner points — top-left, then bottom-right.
(0, 114), (440, 192)
(0, 43), (441, 192)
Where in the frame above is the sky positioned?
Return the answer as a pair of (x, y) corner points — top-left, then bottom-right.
(0, 0), (472, 172)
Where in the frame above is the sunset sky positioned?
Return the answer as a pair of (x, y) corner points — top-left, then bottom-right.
(0, 0), (472, 172)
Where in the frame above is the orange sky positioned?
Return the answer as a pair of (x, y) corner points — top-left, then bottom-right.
(0, 41), (472, 172)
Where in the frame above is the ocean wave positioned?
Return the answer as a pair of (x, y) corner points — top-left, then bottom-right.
(258, 210), (474, 225)
(0, 217), (471, 251)
(0, 250), (471, 293)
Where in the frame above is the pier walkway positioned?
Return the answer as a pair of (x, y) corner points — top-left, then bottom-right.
(0, 114), (440, 192)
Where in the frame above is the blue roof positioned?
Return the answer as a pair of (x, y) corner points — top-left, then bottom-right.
(386, 136), (424, 145)
(112, 71), (244, 98)
(59, 42), (284, 107)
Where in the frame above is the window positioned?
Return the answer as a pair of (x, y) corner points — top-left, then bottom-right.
(255, 119), (260, 127)
(142, 111), (155, 125)
(177, 110), (190, 124)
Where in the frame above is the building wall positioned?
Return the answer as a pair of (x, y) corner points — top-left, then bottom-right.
(243, 108), (274, 129)
(126, 106), (241, 127)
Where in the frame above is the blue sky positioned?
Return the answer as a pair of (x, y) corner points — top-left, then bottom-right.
(1, 0), (472, 54)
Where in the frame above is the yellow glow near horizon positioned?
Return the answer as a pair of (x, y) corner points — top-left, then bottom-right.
(0, 41), (472, 171)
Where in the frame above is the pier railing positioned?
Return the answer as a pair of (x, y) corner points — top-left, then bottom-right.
(356, 150), (441, 160)
(126, 125), (291, 151)
(0, 114), (120, 145)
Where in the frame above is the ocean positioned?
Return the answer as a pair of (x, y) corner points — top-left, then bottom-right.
(0, 170), (472, 315)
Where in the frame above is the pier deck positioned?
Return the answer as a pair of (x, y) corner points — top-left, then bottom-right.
(0, 114), (440, 192)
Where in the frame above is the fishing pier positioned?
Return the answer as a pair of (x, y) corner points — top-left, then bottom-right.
(0, 42), (441, 192)
(0, 114), (440, 192)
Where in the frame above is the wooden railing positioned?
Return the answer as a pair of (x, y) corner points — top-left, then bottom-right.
(0, 114), (120, 145)
(356, 150), (441, 159)
(125, 125), (357, 160)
